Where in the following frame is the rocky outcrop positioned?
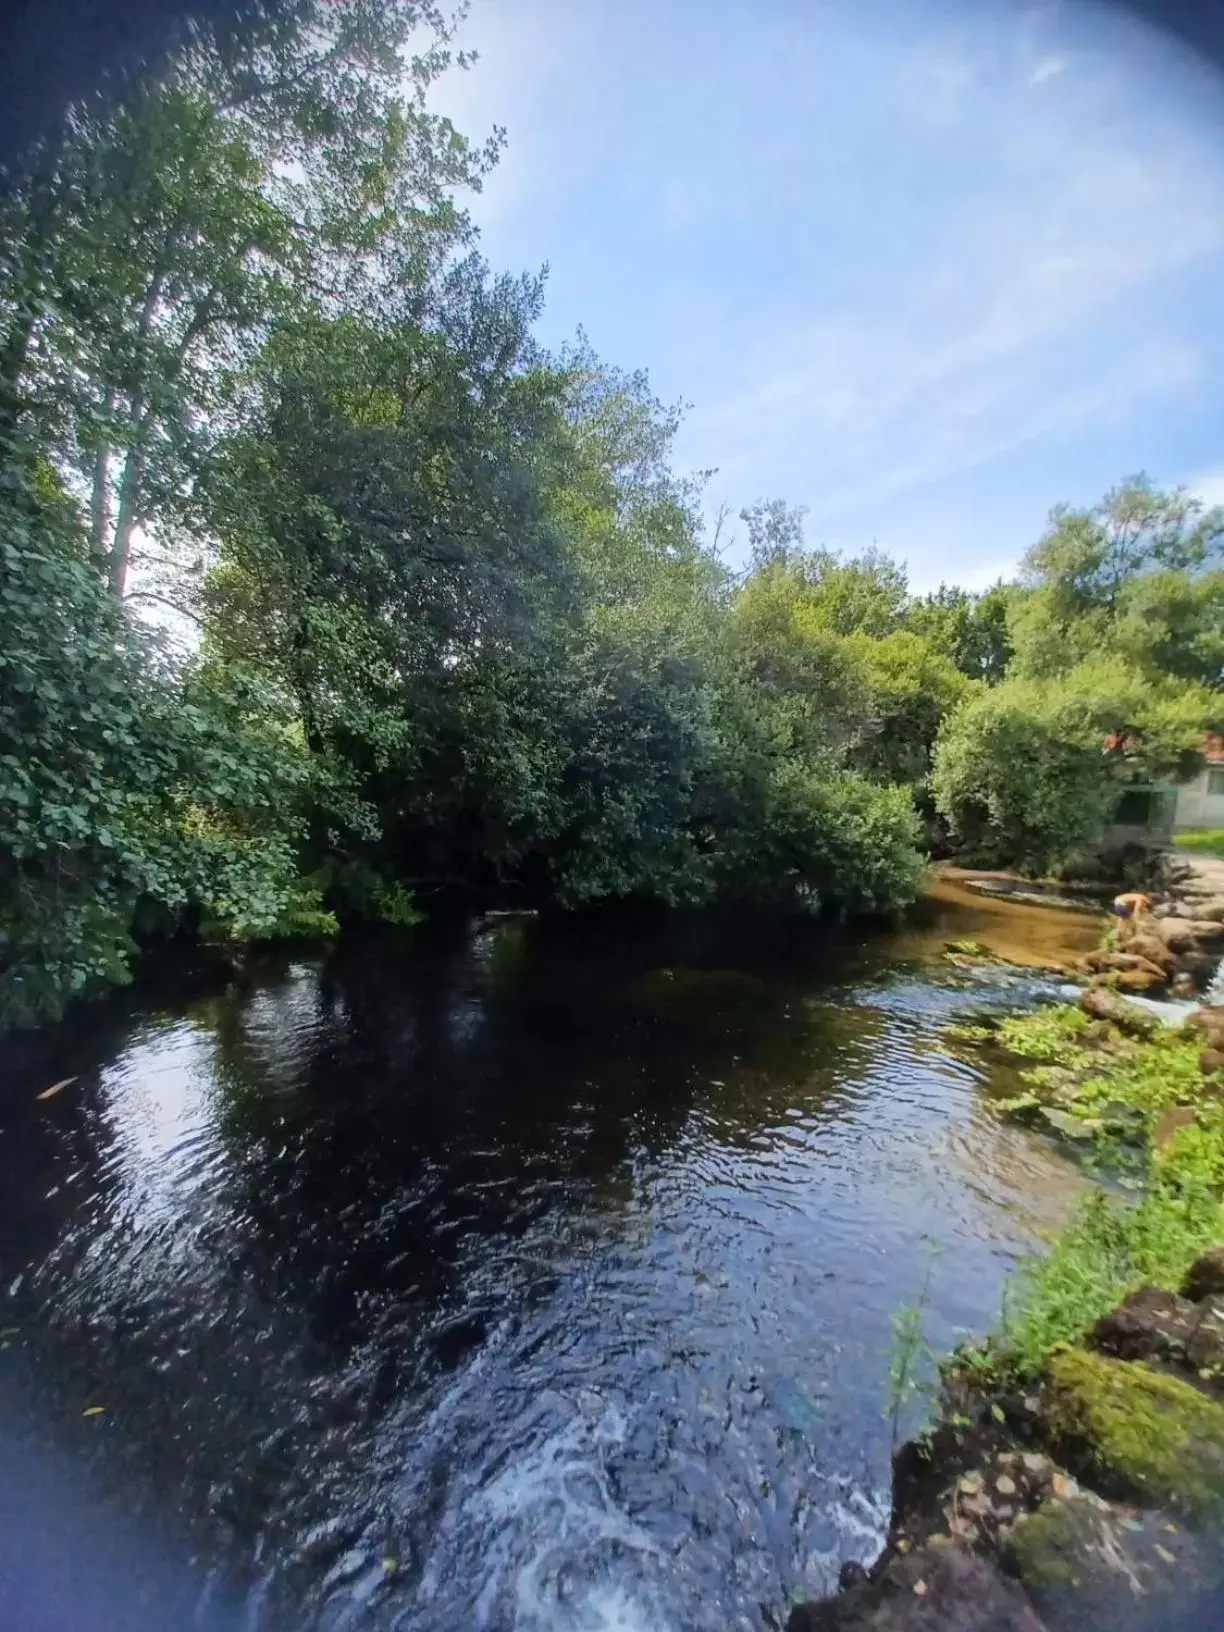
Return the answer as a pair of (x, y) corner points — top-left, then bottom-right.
(1089, 1285), (1224, 1379)
(1183, 1244), (1224, 1302)
(785, 1258), (1224, 1632)
(787, 1546), (1044, 1632)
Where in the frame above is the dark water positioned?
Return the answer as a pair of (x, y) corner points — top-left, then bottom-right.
(0, 904), (1090, 1631)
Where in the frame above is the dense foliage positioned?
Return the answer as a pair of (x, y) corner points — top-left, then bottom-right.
(3, 2), (1223, 1024)
(932, 479), (1224, 872)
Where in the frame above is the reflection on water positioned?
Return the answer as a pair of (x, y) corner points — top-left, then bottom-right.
(0, 898), (1090, 1631)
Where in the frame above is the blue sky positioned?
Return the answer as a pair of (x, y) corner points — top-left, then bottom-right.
(438, 0), (1224, 590)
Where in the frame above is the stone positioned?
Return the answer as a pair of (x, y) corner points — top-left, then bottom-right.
(1109, 968), (1163, 993)
(786, 1545), (1045, 1632)
(1078, 949), (1167, 979)
(1089, 1286), (1199, 1364)
(1186, 1295), (1224, 1374)
(1042, 1347), (1224, 1517)
(1152, 1104), (1197, 1149)
(1005, 1494), (1215, 1628)
(1124, 932), (1176, 972)
(1185, 1006), (1224, 1043)
(1201, 1048), (1224, 1076)
(1152, 917), (1224, 950)
(1183, 1245), (1224, 1302)
(1077, 985), (1158, 1036)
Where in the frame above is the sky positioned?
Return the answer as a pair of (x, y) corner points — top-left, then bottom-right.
(435, 0), (1224, 591)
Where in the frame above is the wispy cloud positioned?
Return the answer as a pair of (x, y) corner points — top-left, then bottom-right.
(681, 142), (1222, 525)
(1186, 469), (1224, 510)
(1030, 54), (1068, 85)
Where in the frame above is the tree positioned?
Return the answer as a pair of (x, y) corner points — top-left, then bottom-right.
(1009, 476), (1224, 682)
(904, 582), (1013, 682)
(931, 657), (1219, 874)
(0, 0), (494, 598)
(0, 434), (323, 1025)
(846, 629), (970, 788)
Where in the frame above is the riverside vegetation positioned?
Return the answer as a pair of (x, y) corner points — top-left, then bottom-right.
(787, 868), (1224, 1629)
(4, 0), (1224, 1028)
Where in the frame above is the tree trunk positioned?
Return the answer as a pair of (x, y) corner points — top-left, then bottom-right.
(109, 446), (146, 598)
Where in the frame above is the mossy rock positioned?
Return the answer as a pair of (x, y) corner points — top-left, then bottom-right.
(1043, 1347), (1224, 1517)
(1006, 1494), (1209, 1626)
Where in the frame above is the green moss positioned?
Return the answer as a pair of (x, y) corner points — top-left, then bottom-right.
(1044, 1347), (1224, 1516)
(1007, 1500), (1091, 1590)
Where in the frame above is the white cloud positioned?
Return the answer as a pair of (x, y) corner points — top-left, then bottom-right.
(679, 143), (1223, 527)
(1186, 469), (1224, 509)
(1029, 54), (1067, 85)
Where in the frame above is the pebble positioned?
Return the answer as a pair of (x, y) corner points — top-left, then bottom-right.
(995, 1474), (1017, 1497)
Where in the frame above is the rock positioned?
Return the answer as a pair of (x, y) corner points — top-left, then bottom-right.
(1152, 1104), (1197, 1149)
(786, 1546), (1045, 1632)
(1194, 898), (1224, 923)
(1078, 949), (1167, 979)
(1005, 1495), (1213, 1629)
(1108, 968), (1163, 993)
(1201, 1048), (1224, 1076)
(1187, 1007), (1224, 1047)
(1089, 1285), (1224, 1386)
(1183, 1245), (1224, 1302)
(1122, 933), (1176, 972)
(1151, 918), (1224, 950)
(1041, 1347), (1224, 1516)
(1077, 985), (1158, 1037)
(1089, 1286), (1200, 1363)
(1187, 1296), (1224, 1374)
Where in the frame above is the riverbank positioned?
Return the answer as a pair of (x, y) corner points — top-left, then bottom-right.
(787, 860), (1224, 1630)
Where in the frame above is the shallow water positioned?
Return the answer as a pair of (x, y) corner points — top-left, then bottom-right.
(0, 894), (1098, 1631)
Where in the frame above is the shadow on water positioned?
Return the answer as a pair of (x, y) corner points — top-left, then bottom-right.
(0, 897), (1098, 1630)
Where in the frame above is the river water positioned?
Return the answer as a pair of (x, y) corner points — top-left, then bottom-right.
(0, 884), (1101, 1632)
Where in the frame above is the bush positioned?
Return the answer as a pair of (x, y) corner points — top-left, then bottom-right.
(0, 445), (322, 1025)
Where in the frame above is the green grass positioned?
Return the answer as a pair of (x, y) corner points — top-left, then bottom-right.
(994, 1184), (1224, 1377)
(1174, 827), (1224, 860)
(949, 1003), (1224, 1380)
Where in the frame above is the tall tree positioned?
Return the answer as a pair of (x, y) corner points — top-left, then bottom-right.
(0, 0), (495, 597)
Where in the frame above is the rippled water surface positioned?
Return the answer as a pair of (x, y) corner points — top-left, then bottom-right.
(0, 892), (1099, 1630)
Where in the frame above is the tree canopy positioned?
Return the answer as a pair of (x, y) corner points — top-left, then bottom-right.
(3, 5), (1222, 1026)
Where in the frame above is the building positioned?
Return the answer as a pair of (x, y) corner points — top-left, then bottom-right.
(1174, 733), (1224, 832)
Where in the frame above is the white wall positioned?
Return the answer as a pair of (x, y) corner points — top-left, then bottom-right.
(1176, 769), (1224, 831)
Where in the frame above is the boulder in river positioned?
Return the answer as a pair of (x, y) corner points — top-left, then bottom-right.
(1077, 985), (1157, 1036)
(1116, 931), (1175, 973)
(1077, 950), (1167, 980)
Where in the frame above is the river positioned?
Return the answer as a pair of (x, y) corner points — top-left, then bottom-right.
(0, 883), (1102, 1631)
